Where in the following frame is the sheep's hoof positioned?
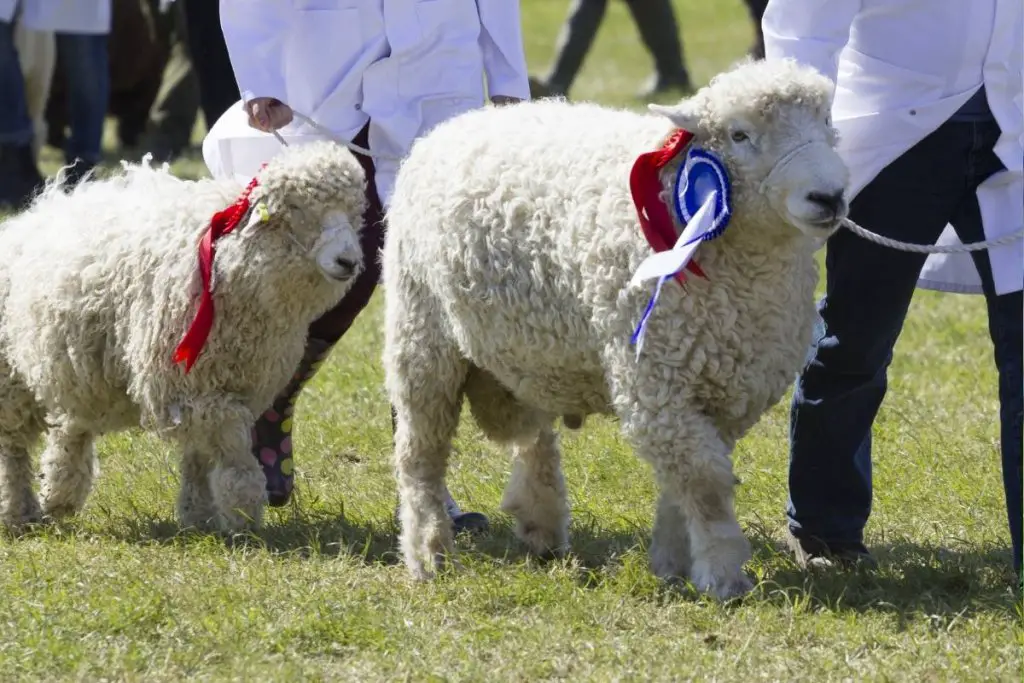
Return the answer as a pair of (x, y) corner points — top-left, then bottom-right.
(1, 497), (44, 533)
(562, 414), (585, 430)
(40, 502), (80, 521)
(515, 520), (570, 559)
(689, 562), (754, 601)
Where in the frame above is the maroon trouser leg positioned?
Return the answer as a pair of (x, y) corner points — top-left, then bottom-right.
(252, 123), (385, 506)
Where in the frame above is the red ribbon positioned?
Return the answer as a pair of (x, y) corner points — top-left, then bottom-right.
(172, 173), (263, 373)
(629, 128), (707, 284)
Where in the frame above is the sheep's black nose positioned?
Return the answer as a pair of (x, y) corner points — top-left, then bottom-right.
(806, 190), (846, 217)
(335, 257), (357, 274)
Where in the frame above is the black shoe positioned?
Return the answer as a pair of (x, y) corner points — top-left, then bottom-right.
(452, 511), (490, 535)
(787, 531), (878, 570)
(637, 72), (694, 100)
(61, 159), (98, 190)
(0, 143), (45, 209)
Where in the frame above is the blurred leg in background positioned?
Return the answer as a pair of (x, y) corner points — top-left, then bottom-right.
(530, 0), (690, 100)
(181, 0), (239, 128)
(743, 0), (768, 59)
(141, 0), (200, 162)
(54, 31), (110, 184)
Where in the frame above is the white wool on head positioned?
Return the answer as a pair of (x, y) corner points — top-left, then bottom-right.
(381, 58), (851, 599)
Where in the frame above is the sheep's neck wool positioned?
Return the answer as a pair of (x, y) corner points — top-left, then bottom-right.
(172, 172), (264, 373)
(629, 128), (707, 286)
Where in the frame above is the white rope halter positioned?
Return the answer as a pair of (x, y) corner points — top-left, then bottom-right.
(760, 141), (1023, 254)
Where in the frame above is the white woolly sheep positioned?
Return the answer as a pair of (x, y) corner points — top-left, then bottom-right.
(382, 58), (850, 599)
(0, 141), (366, 534)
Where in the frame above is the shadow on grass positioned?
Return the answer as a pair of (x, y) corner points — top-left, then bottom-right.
(84, 505), (1019, 619)
(749, 534), (1019, 619)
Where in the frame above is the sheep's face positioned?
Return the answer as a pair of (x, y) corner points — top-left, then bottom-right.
(651, 58), (850, 240)
(243, 142), (368, 286)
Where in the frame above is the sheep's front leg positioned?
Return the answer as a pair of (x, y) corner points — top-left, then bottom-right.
(0, 441), (41, 530)
(649, 490), (691, 580)
(650, 417), (751, 599)
(39, 420), (97, 519)
(500, 425), (571, 558)
(176, 447), (216, 531)
(605, 345), (751, 600)
(179, 401), (266, 534)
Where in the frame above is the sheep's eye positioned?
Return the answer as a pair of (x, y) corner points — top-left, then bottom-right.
(730, 130), (750, 143)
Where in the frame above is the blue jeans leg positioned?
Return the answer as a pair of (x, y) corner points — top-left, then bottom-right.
(55, 32), (109, 165)
(787, 120), (986, 549)
(0, 20), (34, 146)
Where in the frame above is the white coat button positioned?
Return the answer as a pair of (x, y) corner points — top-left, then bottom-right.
(909, 109), (916, 115)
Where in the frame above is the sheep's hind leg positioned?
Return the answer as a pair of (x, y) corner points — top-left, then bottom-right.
(464, 367), (570, 557)
(39, 420), (97, 519)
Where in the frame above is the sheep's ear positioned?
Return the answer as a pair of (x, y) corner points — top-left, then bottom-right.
(648, 101), (700, 133)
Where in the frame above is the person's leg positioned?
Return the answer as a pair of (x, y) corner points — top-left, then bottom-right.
(251, 123), (384, 507)
(141, 0), (200, 161)
(787, 120), (977, 566)
(742, 0), (769, 59)
(181, 0), (240, 127)
(948, 119), (1023, 577)
(623, 0), (691, 97)
(55, 31), (110, 183)
(0, 18), (44, 208)
(532, 0), (607, 98)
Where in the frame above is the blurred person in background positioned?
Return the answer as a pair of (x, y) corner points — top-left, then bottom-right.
(0, 0), (111, 207)
(529, 0), (692, 100)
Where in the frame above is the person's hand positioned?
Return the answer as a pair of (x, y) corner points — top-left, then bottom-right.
(490, 95), (522, 107)
(245, 97), (293, 132)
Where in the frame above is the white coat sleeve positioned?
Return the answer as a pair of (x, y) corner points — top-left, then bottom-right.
(475, 0), (531, 100)
(761, 0), (861, 85)
(219, 0), (292, 105)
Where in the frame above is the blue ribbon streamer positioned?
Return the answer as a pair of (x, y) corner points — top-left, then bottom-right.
(631, 146), (734, 356)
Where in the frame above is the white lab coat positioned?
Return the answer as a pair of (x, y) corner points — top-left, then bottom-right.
(202, 0), (530, 207)
(0, 0), (111, 34)
(763, 0), (1023, 296)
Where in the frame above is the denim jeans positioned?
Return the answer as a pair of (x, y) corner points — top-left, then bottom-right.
(55, 32), (109, 165)
(788, 117), (1024, 573)
(0, 20), (34, 146)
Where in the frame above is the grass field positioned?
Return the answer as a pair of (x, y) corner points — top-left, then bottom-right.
(6, 1), (1023, 680)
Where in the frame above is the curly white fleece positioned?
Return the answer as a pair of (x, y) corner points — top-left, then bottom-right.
(0, 141), (367, 534)
(382, 57), (850, 600)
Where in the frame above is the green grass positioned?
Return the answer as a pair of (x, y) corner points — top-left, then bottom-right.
(6, 1), (1022, 680)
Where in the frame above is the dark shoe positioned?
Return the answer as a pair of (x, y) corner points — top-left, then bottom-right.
(787, 531), (878, 570)
(444, 492), (490, 535)
(252, 336), (334, 506)
(61, 159), (98, 190)
(0, 143), (45, 209)
(528, 76), (562, 100)
(637, 72), (693, 100)
(393, 488), (491, 535)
